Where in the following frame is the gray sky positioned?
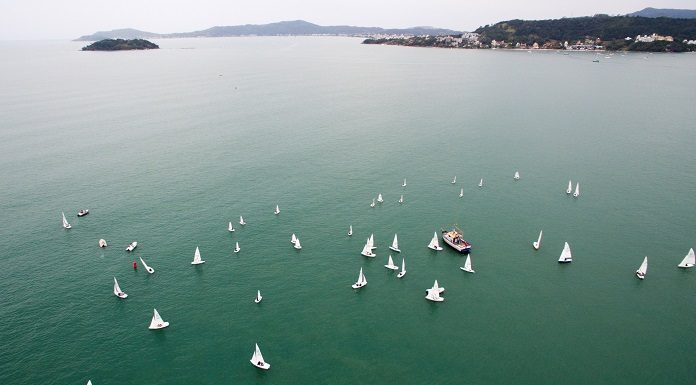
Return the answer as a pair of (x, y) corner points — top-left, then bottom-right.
(1, 0), (694, 40)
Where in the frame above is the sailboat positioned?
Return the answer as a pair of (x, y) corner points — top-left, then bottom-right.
(126, 241), (138, 252)
(113, 277), (128, 298)
(402, 178), (407, 187)
(566, 180), (573, 194)
(294, 238), (302, 250)
(678, 248), (695, 268)
(239, 216), (246, 225)
(148, 308), (169, 329)
(369, 233), (376, 250)
(533, 230), (543, 250)
(377, 193), (384, 203)
(361, 241), (375, 257)
(250, 343), (270, 370)
(573, 183), (580, 198)
(370, 198), (376, 208)
(61, 211), (71, 229)
(397, 258), (406, 278)
(98, 239), (107, 248)
(427, 232), (443, 251)
(228, 222), (235, 232)
(460, 255), (475, 273)
(291, 233), (297, 244)
(385, 255), (399, 270)
(459, 188), (464, 198)
(234, 242), (240, 253)
(558, 242), (572, 263)
(348, 225), (353, 236)
(451, 176), (457, 184)
(389, 234), (401, 252)
(478, 178), (483, 187)
(274, 205), (280, 215)
(351, 267), (367, 289)
(140, 257), (155, 274)
(87, 381), (93, 385)
(254, 290), (263, 303)
(425, 280), (445, 302)
(636, 256), (648, 280)
(191, 246), (205, 265)
(514, 171), (520, 180)
(398, 195), (404, 204)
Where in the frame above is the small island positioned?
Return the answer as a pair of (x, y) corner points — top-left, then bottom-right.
(81, 39), (159, 51)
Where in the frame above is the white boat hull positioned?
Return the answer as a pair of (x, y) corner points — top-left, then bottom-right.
(460, 267), (475, 273)
(533, 242), (540, 250)
(389, 246), (401, 253)
(397, 271), (406, 278)
(385, 265), (399, 270)
(191, 261), (205, 265)
(361, 251), (375, 257)
(149, 321), (169, 330)
(116, 292), (128, 299)
(251, 361), (270, 370)
(427, 245), (443, 251)
(351, 283), (366, 289)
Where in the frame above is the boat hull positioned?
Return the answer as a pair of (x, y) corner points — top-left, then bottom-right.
(460, 267), (475, 273)
(558, 260), (572, 264)
(251, 361), (270, 370)
(397, 272), (406, 278)
(351, 283), (366, 289)
(389, 246), (401, 253)
(149, 322), (169, 330)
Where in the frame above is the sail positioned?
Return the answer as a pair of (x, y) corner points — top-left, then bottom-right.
(459, 188), (463, 197)
(573, 183), (580, 197)
(113, 277), (122, 296)
(637, 256), (648, 276)
(149, 308), (167, 329)
(392, 234), (399, 250)
(558, 242), (572, 262)
(348, 225), (352, 236)
(464, 255), (472, 270)
(368, 234), (375, 249)
(275, 205), (280, 214)
(356, 268), (364, 285)
(402, 258), (406, 272)
(399, 195), (403, 203)
(62, 211), (71, 228)
(361, 242), (373, 257)
(291, 233), (297, 244)
(428, 232), (441, 250)
(377, 193), (383, 203)
(537, 230), (543, 245)
(294, 238), (301, 249)
(240, 216), (245, 225)
(452, 176), (456, 184)
(387, 255), (395, 268)
(254, 343), (265, 363)
(360, 269), (367, 285)
(479, 178), (483, 187)
(192, 246), (204, 264)
(514, 171), (520, 179)
(678, 248), (696, 268)
(567, 180), (572, 194)
(402, 178), (406, 187)
(235, 242), (240, 252)
(228, 222), (234, 231)
(256, 290), (262, 302)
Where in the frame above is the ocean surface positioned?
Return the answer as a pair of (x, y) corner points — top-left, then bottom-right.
(1, 37), (695, 385)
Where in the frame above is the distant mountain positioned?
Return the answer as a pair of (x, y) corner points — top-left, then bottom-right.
(628, 8), (696, 19)
(75, 20), (460, 41)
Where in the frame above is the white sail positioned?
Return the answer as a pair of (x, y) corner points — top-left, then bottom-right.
(425, 280), (444, 301)
(533, 230), (543, 250)
(87, 381), (92, 385)
(377, 193), (383, 203)
(370, 198), (375, 208)
(452, 176), (457, 184)
(98, 239), (107, 248)
(397, 258), (406, 278)
(427, 232), (443, 251)
(255, 290), (263, 303)
(636, 256), (648, 279)
(62, 211), (71, 229)
(361, 242), (375, 257)
(389, 234), (400, 252)
(402, 178), (407, 187)
(149, 308), (169, 329)
(398, 195), (404, 204)
(274, 205), (280, 215)
(294, 238), (302, 249)
(140, 257), (155, 274)
(234, 242), (240, 253)
(113, 277), (128, 298)
(191, 246), (205, 265)
(514, 171), (520, 180)
(348, 225), (353, 236)
(678, 248), (695, 268)
(250, 343), (270, 369)
(478, 178), (483, 187)
(573, 183), (580, 197)
(385, 255), (398, 270)
(369, 233), (376, 250)
(352, 267), (367, 288)
(459, 188), (464, 198)
(239, 216), (246, 225)
(291, 233), (297, 244)
(558, 242), (572, 263)
(566, 180), (573, 194)
(228, 222), (235, 232)
(461, 255), (475, 273)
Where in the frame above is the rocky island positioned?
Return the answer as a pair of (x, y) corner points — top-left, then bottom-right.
(81, 39), (159, 51)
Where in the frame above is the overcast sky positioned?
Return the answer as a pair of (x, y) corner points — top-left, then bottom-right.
(1, 0), (694, 40)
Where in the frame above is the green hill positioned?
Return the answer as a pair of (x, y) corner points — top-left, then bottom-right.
(81, 39), (159, 51)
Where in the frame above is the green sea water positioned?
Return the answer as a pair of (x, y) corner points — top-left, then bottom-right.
(1, 37), (695, 384)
